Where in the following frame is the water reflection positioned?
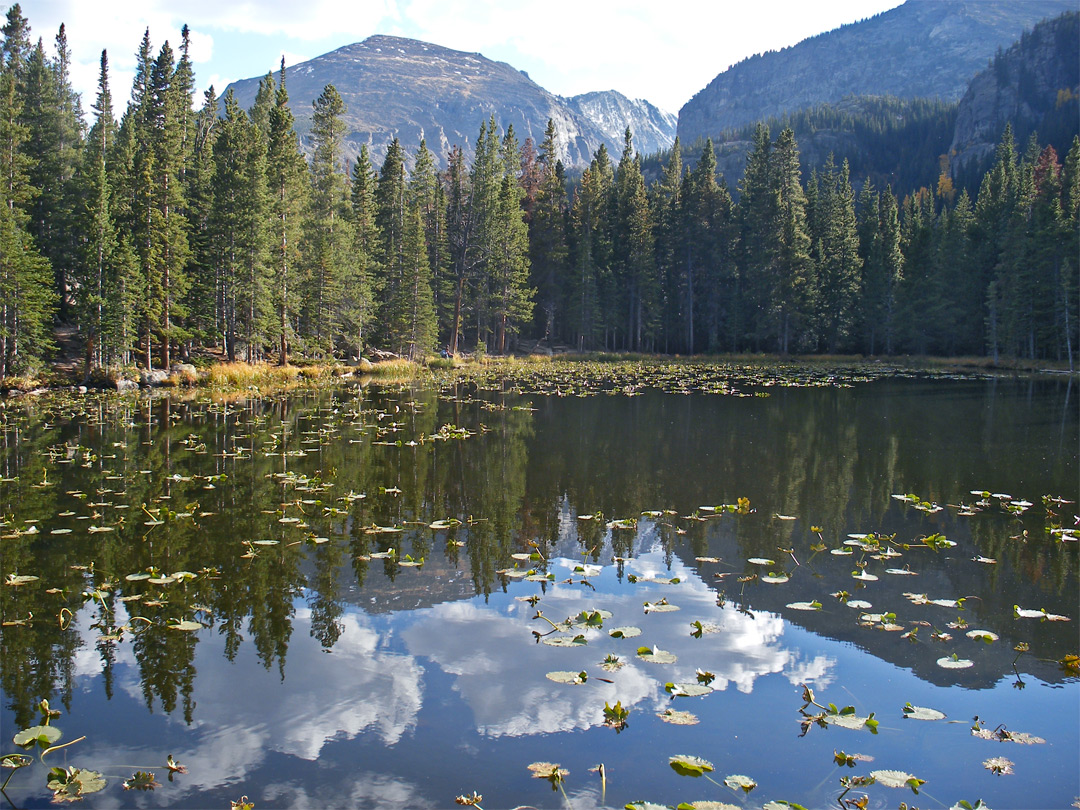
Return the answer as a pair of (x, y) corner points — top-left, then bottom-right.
(0, 374), (1075, 807)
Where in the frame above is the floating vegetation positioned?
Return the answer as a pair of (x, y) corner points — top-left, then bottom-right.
(0, 370), (1072, 809)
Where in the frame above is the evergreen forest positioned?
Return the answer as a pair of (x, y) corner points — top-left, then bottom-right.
(1, 5), (1078, 378)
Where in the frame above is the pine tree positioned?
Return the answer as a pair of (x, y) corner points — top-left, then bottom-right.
(768, 128), (813, 353)
(304, 83), (351, 356)
(0, 38), (54, 376)
(613, 128), (656, 351)
(72, 50), (118, 370)
(210, 90), (270, 361)
(265, 58), (307, 365)
(344, 143), (379, 357)
(374, 136), (407, 350)
(816, 158), (862, 352)
(389, 200), (437, 359)
(184, 86), (219, 351)
(529, 119), (568, 344)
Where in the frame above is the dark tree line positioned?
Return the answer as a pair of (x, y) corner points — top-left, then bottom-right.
(1, 6), (1077, 376)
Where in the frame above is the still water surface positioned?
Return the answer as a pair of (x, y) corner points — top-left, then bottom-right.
(1, 370), (1076, 809)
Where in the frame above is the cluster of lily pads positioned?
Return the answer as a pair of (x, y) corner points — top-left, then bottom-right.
(1, 698), (186, 802)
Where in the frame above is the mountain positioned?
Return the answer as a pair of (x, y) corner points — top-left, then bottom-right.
(677, 0), (1076, 147)
(949, 10), (1080, 174)
(565, 91), (677, 157)
(223, 35), (675, 169)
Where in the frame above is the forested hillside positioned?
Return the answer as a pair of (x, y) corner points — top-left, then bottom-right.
(677, 0), (1075, 145)
(0, 4), (1077, 383)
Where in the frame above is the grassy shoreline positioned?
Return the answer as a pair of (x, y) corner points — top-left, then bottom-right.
(0, 351), (1074, 397)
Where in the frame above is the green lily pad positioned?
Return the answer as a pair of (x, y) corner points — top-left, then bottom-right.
(966, 630), (998, 642)
(47, 766), (106, 801)
(168, 620), (203, 632)
(125, 572), (151, 581)
(669, 754), (714, 777)
(13, 724), (61, 746)
(545, 670), (587, 684)
(637, 645), (677, 664)
(5, 574), (39, 586)
(903, 704), (946, 721)
(870, 769), (924, 791)
(723, 774), (757, 793)
(608, 626), (642, 638)
(665, 682), (713, 697)
(786, 601), (822, 611)
(542, 635), (587, 647)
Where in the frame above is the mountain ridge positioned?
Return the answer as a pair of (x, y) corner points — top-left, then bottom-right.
(677, 0), (1076, 147)
(223, 35), (675, 169)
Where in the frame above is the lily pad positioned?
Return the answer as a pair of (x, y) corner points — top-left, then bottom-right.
(637, 645), (677, 664)
(542, 635), (587, 647)
(966, 630), (998, 642)
(665, 682), (713, 697)
(785, 601), (822, 611)
(13, 724), (62, 746)
(168, 620), (203, 632)
(747, 557), (775, 565)
(723, 774), (757, 793)
(902, 704), (946, 721)
(669, 754), (714, 777)
(658, 708), (699, 725)
(937, 656), (974, 669)
(608, 626), (642, 639)
(47, 766), (106, 801)
(871, 769), (924, 790)
(545, 670), (587, 685)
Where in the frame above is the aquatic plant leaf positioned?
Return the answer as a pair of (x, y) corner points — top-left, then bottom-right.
(625, 802), (669, 810)
(47, 766), (105, 801)
(680, 802), (740, 810)
(637, 646), (677, 664)
(665, 682), (713, 697)
(948, 801), (993, 810)
(785, 601), (822, 611)
(761, 573), (790, 584)
(966, 630), (998, 642)
(608, 626), (641, 638)
(527, 761), (567, 780)
(542, 635), (587, 647)
(937, 656), (974, 669)
(546, 670), (587, 685)
(168, 620), (203, 632)
(902, 704), (946, 721)
(870, 770), (924, 792)
(669, 754), (714, 777)
(5, 574), (39, 586)
(971, 726), (1045, 744)
(982, 756), (1014, 775)
(643, 600), (679, 613)
(762, 803), (809, 810)
(125, 572), (151, 581)
(13, 725), (61, 746)
(846, 600), (872, 609)
(747, 558), (775, 565)
(722, 774), (756, 793)
(123, 770), (161, 790)
(658, 708), (699, 725)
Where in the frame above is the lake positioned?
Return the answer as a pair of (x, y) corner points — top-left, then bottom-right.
(1, 364), (1076, 809)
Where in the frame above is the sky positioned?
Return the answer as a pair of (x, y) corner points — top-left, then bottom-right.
(17, 0), (905, 117)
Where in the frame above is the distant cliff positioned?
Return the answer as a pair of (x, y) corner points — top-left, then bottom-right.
(949, 11), (1079, 173)
(224, 36), (675, 169)
(677, 0), (1076, 147)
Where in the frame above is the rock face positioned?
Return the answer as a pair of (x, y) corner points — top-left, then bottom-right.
(677, 0), (1076, 146)
(564, 91), (677, 158)
(949, 11), (1079, 172)
(224, 35), (675, 169)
